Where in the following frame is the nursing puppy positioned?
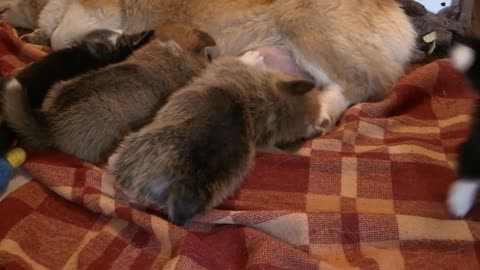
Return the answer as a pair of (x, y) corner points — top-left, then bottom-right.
(4, 24), (215, 163)
(0, 28), (150, 154)
(447, 37), (480, 217)
(108, 52), (321, 225)
(3, 0), (415, 135)
(14, 29), (153, 109)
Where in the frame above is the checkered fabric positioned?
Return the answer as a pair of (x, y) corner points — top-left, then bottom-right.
(1, 21), (480, 269)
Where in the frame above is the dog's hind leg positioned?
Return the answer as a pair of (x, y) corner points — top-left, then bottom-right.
(274, 1), (414, 135)
(37, 0), (73, 37)
(49, 0), (122, 50)
(280, 31), (357, 135)
(18, 0), (71, 45)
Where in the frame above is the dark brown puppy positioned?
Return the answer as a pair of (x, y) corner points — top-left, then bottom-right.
(108, 52), (322, 225)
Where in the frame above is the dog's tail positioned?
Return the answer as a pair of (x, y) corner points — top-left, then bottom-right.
(2, 78), (51, 148)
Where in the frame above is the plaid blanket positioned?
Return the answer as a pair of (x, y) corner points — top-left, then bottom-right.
(1, 21), (480, 269)
(0, 21), (49, 77)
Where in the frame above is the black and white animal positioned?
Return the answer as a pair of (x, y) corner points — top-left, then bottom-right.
(447, 37), (480, 217)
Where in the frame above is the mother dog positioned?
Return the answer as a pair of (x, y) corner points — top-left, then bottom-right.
(1, 0), (415, 134)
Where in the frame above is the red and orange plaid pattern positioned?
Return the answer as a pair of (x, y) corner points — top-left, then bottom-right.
(0, 21), (49, 77)
(1, 21), (480, 269)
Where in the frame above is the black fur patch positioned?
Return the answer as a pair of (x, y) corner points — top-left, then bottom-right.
(455, 37), (480, 181)
(0, 78), (15, 154)
(0, 122), (15, 154)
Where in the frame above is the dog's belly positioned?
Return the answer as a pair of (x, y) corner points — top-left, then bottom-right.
(248, 46), (316, 82)
(253, 46), (304, 77)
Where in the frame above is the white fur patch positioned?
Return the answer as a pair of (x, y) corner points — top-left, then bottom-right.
(447, 180), (480, 217)
(112, 29), (124, 35)
(239, 51), (265, 67)
(316, 84), (350, 131)
(38, 0), (75, 37)
(5, 78), (21, 91)
(108, 33), (120, 45)
(450, 44), (475, 72)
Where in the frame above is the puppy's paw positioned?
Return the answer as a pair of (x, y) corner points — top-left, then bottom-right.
(447, 180), (480, 217)
(315, 84), (350, 135)
(239, 50), (265, 67)
(315, 113), (335, 136)
(20, 29), (50, 45)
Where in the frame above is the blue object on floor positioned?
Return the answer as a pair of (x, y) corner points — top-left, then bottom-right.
(0, 148), (26, 192)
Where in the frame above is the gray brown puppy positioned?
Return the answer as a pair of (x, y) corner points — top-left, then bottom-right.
(3, 24), (215, 163)
(108, 51), (322, 225)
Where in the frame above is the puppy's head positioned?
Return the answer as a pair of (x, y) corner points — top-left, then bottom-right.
(80, 29), (154, 63)
(153, 24), (216, 66)
(450, 37), (480, 91)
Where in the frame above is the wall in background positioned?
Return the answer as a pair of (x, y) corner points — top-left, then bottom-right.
(415, 0), (454, 13)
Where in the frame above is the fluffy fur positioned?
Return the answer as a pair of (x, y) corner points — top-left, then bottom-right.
(3, 0), (416, 135)
(3, 24), (215, 163)
(0, 0), (47, 29)
(0, 28), (150, 154)
(447, 37), (480, 217)
(108, 52), (321, 225)
(15, 29), (153, 109)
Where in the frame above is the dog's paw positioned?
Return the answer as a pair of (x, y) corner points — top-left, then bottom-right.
(239, 50), (265, 67)
(447, 180), (479, 217)
(315, 84), (350, 135)
(20, 29), (49, 45)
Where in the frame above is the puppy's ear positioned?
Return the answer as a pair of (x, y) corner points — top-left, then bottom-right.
(204, 46), (219, 62)
(277, 80), (316, 96)
(193, 29), (216, 52)
(191, 29), (217, 63)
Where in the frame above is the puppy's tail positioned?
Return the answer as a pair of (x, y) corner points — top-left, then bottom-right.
(3, 78), (51, 148)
